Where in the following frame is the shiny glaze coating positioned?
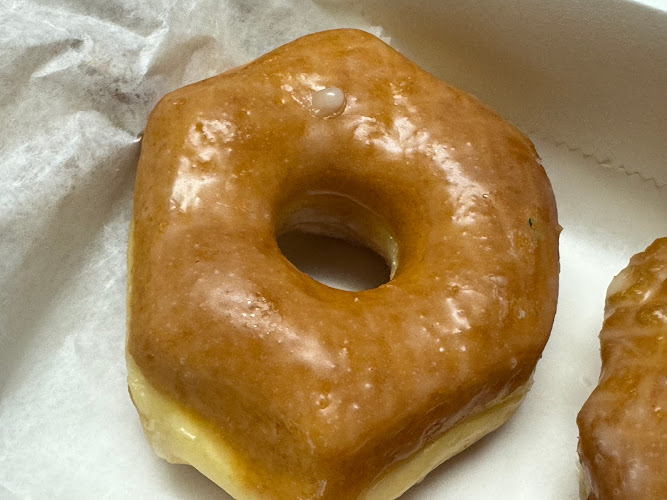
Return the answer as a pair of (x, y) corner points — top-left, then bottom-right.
(128, 29), (560, 498)
(577, 238), (667, 500)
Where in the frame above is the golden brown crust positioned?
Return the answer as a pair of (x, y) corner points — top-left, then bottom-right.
(577, 238), (667, 500)
(127, 29), (560, 498)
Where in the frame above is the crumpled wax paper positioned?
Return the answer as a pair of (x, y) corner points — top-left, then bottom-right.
(2, 1), (666, 499)
(0, 1), (380, 498)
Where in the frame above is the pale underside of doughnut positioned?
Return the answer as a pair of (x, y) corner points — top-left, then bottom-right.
(127, 29), (560, 498)
(127, 353), (530, 499)
(577, 238), (667, 500)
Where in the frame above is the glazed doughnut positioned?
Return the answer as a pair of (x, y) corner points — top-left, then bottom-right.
(127, 29), (560, 498)
(577, 238), (667, 500)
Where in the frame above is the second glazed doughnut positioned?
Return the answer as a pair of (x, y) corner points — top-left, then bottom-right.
(127, 29), (560, 498)
(577, 238), (667, 499)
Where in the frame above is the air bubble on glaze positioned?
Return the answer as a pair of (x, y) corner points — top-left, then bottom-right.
(315, 393), (330, 409)
(311, 87), (345, 117)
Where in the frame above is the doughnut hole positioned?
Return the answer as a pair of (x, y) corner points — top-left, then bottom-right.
(275, 193), (397, 291)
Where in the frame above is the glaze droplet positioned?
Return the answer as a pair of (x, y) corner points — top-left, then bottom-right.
(311, 87), (345, 117)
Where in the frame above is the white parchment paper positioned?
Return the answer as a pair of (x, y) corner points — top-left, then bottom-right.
(1, 1), (666, 499)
